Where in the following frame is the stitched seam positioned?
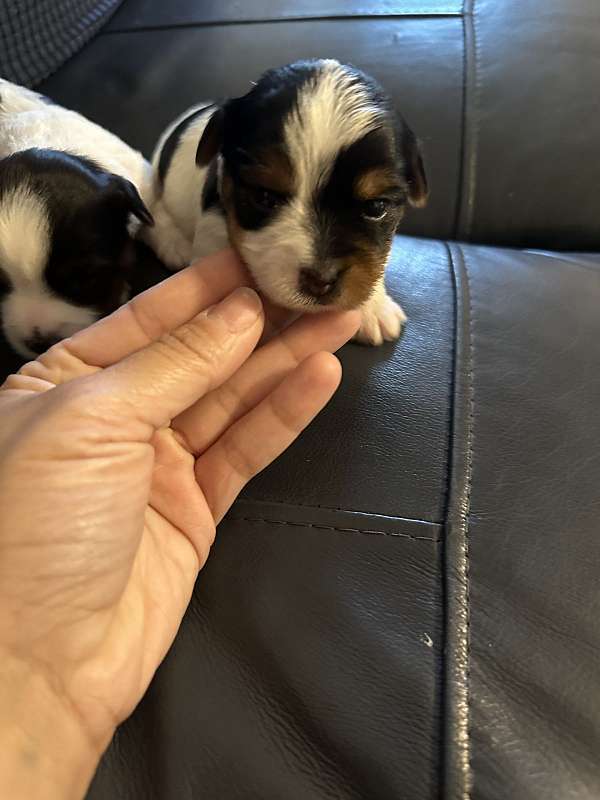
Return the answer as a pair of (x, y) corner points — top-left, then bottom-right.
(443, 242), (475, 800)
(463, 245), (474, 799)
(458, 0), (482, 239)
(240, 496), (443, 525)
(458, 243), (475, 799)
(441, 245), (460, 519)
(468, 0), (482, 237)
(228, 516), (440, 543)
(453, 6), (469, 238)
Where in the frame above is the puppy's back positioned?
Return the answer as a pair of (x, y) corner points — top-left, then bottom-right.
(149, 103), (218, 247)
(0, 79), (153, 204)
(152, 101), (215, 181)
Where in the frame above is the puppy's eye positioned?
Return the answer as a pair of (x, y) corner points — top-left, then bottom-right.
(362, 199), (390, 221)
(250, 186), (283, 211)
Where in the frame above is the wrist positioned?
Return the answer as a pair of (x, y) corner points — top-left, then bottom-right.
(0, 653), (111, 800)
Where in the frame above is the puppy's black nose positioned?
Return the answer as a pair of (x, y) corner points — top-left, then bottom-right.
(299, 268), (339, 299)
(24, 331), (62, 354)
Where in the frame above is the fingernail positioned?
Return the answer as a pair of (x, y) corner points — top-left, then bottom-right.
(208, 287), (262, 332)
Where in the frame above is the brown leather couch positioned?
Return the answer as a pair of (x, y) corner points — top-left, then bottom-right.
(2, 1), (600, 798)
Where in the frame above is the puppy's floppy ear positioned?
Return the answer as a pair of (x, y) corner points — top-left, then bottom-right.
(110, 175), (154, 226)
(196, 106), (225, 167)
(399, 119), (428, 209)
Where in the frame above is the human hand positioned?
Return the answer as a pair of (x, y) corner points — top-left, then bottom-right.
(0, 249), (359, 799)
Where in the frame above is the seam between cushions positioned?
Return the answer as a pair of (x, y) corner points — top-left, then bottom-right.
(104, 12), (463, 35)
(460, 244), (475, 798)
(453, 2), (469, 238)
(457, 0), (481, 238)
(443, 242), (474, 799)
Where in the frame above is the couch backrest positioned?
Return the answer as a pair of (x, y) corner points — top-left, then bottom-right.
(38, 0), (600, 250)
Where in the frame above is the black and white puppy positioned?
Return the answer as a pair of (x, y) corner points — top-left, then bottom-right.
(144, 59), (428, 344)
(0, 80), (154, 358)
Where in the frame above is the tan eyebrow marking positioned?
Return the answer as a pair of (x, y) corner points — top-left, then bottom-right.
(239, 148), (294, 195)
(354, 168), (402, 200)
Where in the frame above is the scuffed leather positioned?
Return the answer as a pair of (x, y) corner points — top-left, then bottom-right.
(90, 506), (443, 800)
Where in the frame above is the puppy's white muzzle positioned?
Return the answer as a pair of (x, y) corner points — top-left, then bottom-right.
(2, 288), (98, 358)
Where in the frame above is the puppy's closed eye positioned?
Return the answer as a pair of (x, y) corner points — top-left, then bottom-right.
(235, 146), (294, 201)
(245, 184), (287, 212)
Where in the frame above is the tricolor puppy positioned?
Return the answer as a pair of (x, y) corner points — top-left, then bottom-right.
(0, 79), (154, 358)
(144, 59), (428, 344)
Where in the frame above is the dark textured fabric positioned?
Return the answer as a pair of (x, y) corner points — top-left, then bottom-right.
(0, 0), (123, 86)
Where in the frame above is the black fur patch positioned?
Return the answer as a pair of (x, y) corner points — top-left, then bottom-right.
(220, 61), (319, 231)
(222, 61), (318, 165)
(0, 148), (142, 311)
(201, 157), (223, 213)
(0, 148), (104, 208)
(157, 104), (215, 184)
(315, 129), (403, 262)
(221, 60), (405, 238)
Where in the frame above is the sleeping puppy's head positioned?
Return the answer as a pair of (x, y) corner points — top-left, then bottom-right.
(197, 59), (428, 310)
(0, 148), (153, 358)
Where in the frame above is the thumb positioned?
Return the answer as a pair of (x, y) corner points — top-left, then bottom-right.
(90, 287), (264, 434)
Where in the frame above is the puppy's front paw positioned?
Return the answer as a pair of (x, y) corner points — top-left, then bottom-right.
(354, 293), (407, 346)
(141, 207), (192, 271)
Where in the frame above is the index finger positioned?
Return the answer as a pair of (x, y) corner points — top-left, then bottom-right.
(67, 249), (249, 367)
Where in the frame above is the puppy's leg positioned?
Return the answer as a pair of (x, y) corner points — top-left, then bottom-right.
(191, 212), (230, 260)
(354, 277), (407, 346)
(141, 201), (193, 271)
